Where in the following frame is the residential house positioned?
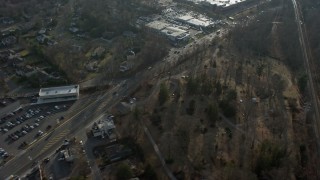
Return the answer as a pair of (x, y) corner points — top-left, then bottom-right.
(1, 36), (17, 47)
(91, 46), (106, 59)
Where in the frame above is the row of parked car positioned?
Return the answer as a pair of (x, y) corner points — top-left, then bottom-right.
(0, 108), (43, 134)
(6, 115), (46, 143)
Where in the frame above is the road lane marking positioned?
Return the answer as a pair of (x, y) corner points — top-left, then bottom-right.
(40, 130), (69, 154)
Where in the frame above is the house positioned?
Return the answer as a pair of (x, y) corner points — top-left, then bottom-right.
(59, 149), (74, 162)
(69, 27), (79, 34)
(126, 50), (136, 61)
(252, 97), (260, 103)
(91, 46), (106, 59)
(119, 61), (134, 72)
(36, 34), (49, 44)
(1, 36), (17, 47)
(19, 22), (36, 34)
(85, 62), (98, 72)
(38, 28), (47, 35)
(0, 17), (14, 25)
(1, 27), (19, 38)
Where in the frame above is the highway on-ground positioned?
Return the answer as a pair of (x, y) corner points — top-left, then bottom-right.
(291, 0), (320, 173)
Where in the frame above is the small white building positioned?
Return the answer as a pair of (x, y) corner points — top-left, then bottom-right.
(37, 85), (80, 104)
(91, 115), (116, 139)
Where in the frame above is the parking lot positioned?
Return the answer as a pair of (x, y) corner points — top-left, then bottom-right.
(0, 101), (75, 165)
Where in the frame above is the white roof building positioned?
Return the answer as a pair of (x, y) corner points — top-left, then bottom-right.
(177, 15), (194, 22)
(187, 18), (212, 27)
(188, 0), (246, 7)
(177, 15), (213, 28)
(37, 85), (80, 104)
(146, 20), (190, 43)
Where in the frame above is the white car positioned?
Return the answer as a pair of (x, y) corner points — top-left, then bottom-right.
(38, 130), (43, 136)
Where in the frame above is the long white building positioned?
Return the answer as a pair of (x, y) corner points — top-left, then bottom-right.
(37, 85), (80, 104)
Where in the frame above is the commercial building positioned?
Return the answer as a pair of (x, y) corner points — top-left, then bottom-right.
(145, 21), (170, 31)
(188, 0), (247, 7)
(37, 85), (80, 104)
(91, 114), (116, 139)
(161, 26), (190, 42)
(177, 15), (214, 29)
(145, 21), (190, 43)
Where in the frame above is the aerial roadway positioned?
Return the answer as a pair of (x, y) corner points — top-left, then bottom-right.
(0, 29), (222, 179)
(0, 79), (133, 179)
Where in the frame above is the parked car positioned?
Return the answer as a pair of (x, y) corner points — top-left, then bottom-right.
(35, 130), (43, 137)
(46, 125), (52, 131)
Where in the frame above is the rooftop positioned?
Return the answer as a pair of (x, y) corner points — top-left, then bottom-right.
(39, 85), (79, 97)
(187, 18), (212, 27)
(189, 0), (246, 7)
(161, 26), (188, 38)
(177, 15), (194, 21)
(146, 21), (170, 31)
